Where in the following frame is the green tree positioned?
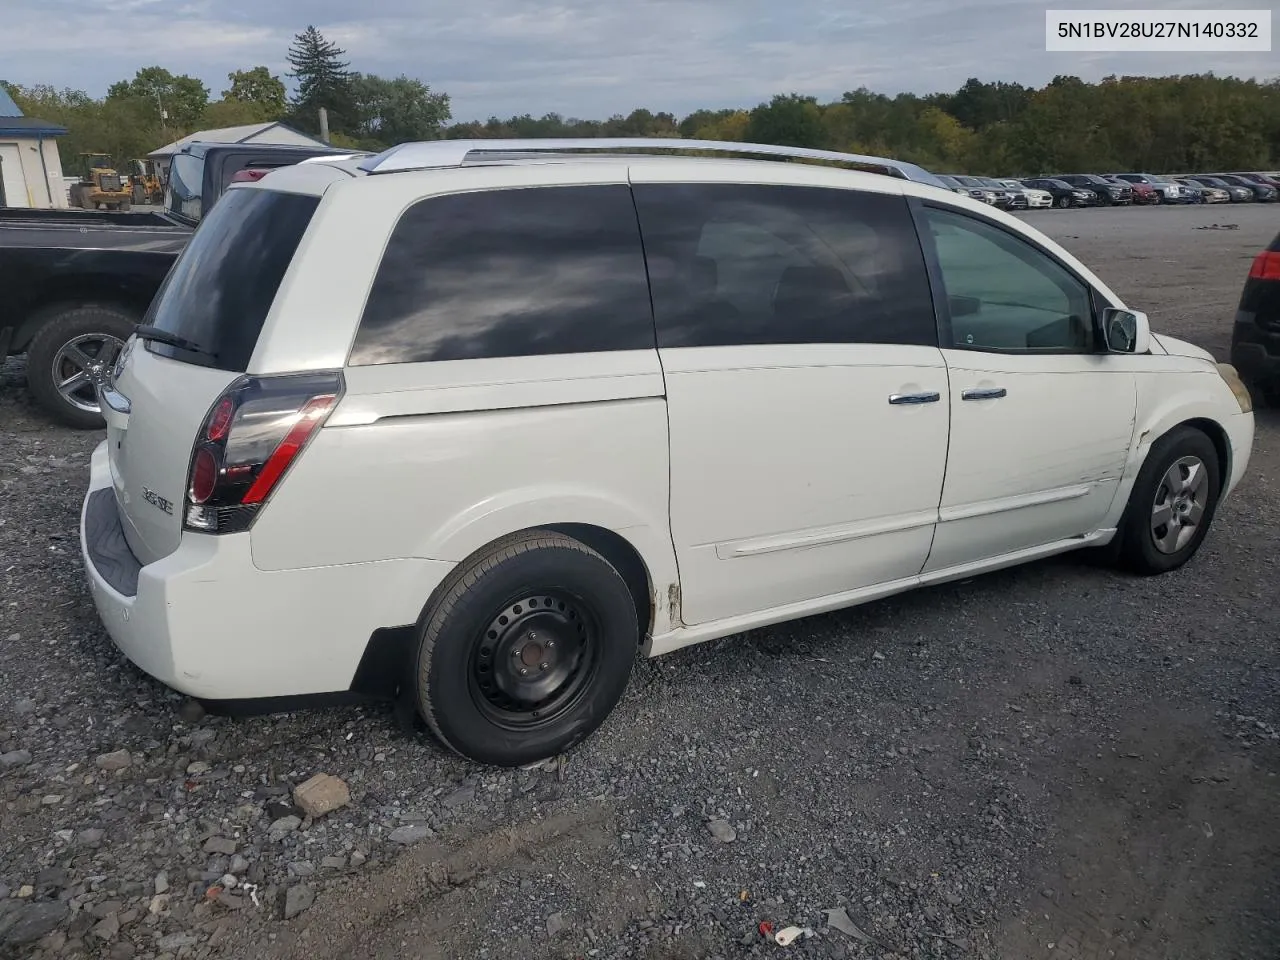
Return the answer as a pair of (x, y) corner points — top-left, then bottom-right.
(223, 67), (287, 118)
(744, 94), (825, 148)
(106, 66), (209, 132)
(352, 73), (451, 146)
(287, 25), (356, 136)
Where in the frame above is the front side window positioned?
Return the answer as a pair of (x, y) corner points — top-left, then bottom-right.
(633, 183), (936, 348)
(350, 184), (653, 365)
(924, 206), (1095, 354)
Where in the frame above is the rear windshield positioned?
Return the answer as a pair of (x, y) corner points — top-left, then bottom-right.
(144, 188), (319, 372)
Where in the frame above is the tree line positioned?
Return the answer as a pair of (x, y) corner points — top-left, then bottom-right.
(4, 25), (1279, 178)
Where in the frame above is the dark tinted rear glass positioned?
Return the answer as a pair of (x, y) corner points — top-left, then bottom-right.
(633, 183), (935, 348)
(350, 184), (653, 365)
(145, 188), (318, 372)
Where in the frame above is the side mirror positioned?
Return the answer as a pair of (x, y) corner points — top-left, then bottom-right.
(1101, 307), (1150, 354)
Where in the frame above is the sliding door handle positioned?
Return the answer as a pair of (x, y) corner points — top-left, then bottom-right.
(961, 387), (1007, 401)
(888, 391), (941, 405)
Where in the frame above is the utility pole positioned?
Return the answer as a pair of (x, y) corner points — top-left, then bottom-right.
(154, 90), (168, 139)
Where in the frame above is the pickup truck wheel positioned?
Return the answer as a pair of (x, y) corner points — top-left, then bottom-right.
(25, 305), (137, 429)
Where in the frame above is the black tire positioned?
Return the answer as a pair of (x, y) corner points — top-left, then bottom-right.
(1055, 196), (1070, 208)
(24, 304), (138, 429)
(415, 530), (638, 766)
(1116, 426), (1221, 575)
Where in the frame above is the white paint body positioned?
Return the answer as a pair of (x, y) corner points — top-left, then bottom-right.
(80, 153), (1255, 700)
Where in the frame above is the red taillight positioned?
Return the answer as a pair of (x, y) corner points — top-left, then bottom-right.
(183, 373), (343, 534)
(207, 397), (235, 442)
(241, 395), (337, 505)
(1249, 251), (1280, 281)
(189, 448), (218, 504)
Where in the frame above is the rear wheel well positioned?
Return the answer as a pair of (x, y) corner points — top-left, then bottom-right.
(12, 290), (149, 353)
(544, 523), (653, 647)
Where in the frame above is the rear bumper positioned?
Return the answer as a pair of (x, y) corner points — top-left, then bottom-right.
(1231, 311), (1280, 385)
(80, 440), (455, 700)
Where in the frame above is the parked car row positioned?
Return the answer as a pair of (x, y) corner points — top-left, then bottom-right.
(936, 170), (1280, 210)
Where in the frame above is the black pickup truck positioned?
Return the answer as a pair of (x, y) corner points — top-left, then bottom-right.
(0, 141), (352, 427)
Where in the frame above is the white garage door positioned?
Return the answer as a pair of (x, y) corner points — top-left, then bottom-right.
(0, 144), (28, 207)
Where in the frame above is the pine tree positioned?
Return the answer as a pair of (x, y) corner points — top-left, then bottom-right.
(286, 26), (355, 136)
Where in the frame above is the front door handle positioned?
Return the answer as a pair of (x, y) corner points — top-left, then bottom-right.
(961, 387), (1007, 401)
(888, 391), (941, 405)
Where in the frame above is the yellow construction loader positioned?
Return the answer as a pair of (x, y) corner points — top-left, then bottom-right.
(68, 153), (132, 211)
(129, 159), (164, 205)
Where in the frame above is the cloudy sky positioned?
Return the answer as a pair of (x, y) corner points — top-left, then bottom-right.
(4, 0), (1276, 121)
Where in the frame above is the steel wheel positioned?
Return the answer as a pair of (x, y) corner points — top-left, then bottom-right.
(1150, 455), (1208, 555)
(469, 592), (601, 730)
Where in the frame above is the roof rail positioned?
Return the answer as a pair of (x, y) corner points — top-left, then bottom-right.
(357, 137), (946, 188)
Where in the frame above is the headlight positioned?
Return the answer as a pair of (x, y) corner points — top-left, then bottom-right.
(1216, 363), (1253, 414)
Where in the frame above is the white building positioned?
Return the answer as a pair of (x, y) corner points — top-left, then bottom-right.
(0, 87), (68, 208)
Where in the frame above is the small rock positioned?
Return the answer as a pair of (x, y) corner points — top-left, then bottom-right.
(157, 931), (199, 950)
(220, 874), (238, 889)
(268, 816), (301, 841)
(349, 850), (367, 868)
(40, 795), (62, 805)
(1041, 888), (1055, 899)
(0, 750), (32, 768)
(228, 855), (250, 876)
(707, 819), (737, 843)
(14, 699), (36, 716)
(546, 912), (566, 937)
(186, 761), (211, 775)
(944, 892), (963, 906)
(293, 773), (350, 818)
(441, 785), (476, 809)
(16, 885), (34, 899)
(388, 824), (432, 845)
(217, 891), (245, 910)
(54, 829), (74, 844)
(95, 750), (131, 772)
(148, 895), (170, 916)
(203, 836), (237, 856)
(78, 828), (105, 845)
(287, 861), (315, 878)
(4, 901), (69, 945)
(321, 855), (346, 870)
(872, 651), (886, 661)
(92, 913), (120, 941)
(283, 884), (314, 920)
(178, 699), (206, 724)
(110, 942), (135, 959)
(153, 871), (170, 895)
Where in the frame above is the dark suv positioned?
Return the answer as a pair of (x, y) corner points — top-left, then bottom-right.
(1049, 174), (1132, 205)
(1231, 230), (1280, 405)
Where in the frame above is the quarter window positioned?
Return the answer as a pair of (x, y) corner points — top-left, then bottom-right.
(633, 183), (936, 348)
(924, 207), (1095, 353)
(350, 184), (654, 365)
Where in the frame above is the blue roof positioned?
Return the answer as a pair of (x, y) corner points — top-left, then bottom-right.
(0, 87), (23, 117)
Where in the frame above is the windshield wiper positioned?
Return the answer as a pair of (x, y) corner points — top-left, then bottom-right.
(133, 325), (216, 358)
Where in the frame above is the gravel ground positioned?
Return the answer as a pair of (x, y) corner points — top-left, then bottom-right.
(1, 202), (1278, 960)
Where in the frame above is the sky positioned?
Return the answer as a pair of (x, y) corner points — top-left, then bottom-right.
(4, 0), (1277, 122)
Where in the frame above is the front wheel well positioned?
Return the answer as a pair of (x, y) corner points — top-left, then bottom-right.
(1179, 417), (1231, 487)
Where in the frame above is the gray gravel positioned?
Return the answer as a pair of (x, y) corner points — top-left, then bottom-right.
(1, 202), (1278, 960)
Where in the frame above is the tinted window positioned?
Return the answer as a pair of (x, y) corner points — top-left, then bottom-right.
(145, 188), (318, 372)
(924, 206), (1094, 354)
(633, 183), (935, 348)
(350, 184), (652, 365)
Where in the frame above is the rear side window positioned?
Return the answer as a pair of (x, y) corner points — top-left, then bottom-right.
(145, 188), (318, 371)
(633, 183), (936, 348)
(350, 184), (653, 365)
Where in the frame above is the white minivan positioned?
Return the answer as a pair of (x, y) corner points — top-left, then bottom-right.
(80, 139), (1254, 766)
